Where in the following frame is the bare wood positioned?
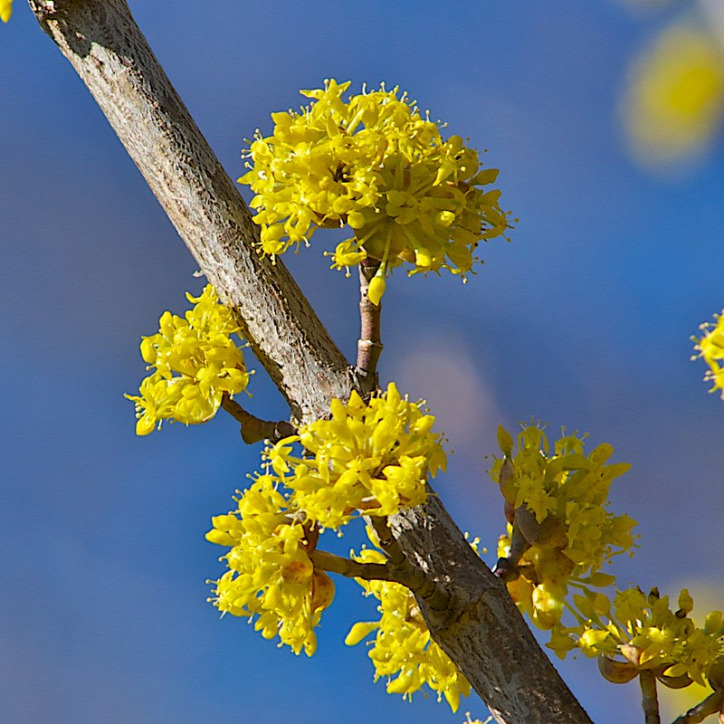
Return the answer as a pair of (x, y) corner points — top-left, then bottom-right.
(28, 1), (593, 721)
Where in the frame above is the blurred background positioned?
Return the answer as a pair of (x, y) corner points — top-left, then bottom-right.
(2, 1), (724, 722)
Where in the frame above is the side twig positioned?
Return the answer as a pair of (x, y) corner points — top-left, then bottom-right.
(221, 395), (295, 443)
(309, 549), (400, 583)
(670, 689), (724, 724)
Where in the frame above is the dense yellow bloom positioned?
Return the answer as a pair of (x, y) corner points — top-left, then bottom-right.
(492, 424), (635, 629)
(126, 285), (250, 435)
(206, 476), (334, 656)
(551, 587), (724, 690)
(693, 309), (724, 398)
(239, 80), (509, 300)
(264, 383), (446, 529)
(346, 537), (471, 712)
(0, 0), (11, 23)
(624, 21), (724, 164)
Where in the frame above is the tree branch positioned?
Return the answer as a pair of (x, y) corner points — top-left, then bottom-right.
(29, 2), (593, 721)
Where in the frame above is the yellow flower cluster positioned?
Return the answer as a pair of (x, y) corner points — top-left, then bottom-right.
(126, 285), (250, 435)
(264, 383), (446, 529)
(693, 309), (724, 398)
(549, 587), (724, 691)
(345, 537), (471, 713)
(239, 79), (509, 302)
(207, 384), (444, 654)
(206, 476), (335, 656)
(624, 21), (724, 164)
(0, 0), (11, 23)
(492, 424), (636, 629)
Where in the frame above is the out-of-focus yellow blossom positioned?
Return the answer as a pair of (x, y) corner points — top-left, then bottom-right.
(264, 382), (446, 529)
(206, 475), (334, 656)
(693, 309), (724, 398)
(548, 587), (724, 691)
(239, 79), (510, 301)
(126, 285), (250, 435)
(492, 424), (636, 629)
(346, 535), (471, 712)
(624, 21), (724, 164)
(0, 0), (12, 23)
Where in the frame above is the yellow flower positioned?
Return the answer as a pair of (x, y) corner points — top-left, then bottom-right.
(0, 0), (12, 23)
(239, 80), (510, 302)
(263, 383), (446, 529)
(693, 309), (724, 398)
(126, 284), (251, 434)
(623, 21), (724, 164)
(346, 534), (471, 712)
(569, 587), (724, 687)
(207, 476), (334, 656)
(492, 424), (635, 629)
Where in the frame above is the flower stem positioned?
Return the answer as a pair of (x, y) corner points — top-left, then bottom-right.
(220, 395), (295, 444)
(355, 258), (384, 395)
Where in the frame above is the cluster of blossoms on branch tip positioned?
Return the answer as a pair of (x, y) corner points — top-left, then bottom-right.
(206, 384), (446, 644)
(492, 423), (637, 631)
(551, 586), (724, 691)
(693, 309), (724, 399)
(206, 475), (333, 656)
(264, 383), (446, 529)
(238, 79), (510, 304)
(125, 285), (251, 435)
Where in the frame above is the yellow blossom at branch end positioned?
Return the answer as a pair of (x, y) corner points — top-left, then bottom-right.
(239, 79), (511, 303)
(125, 284), (251, 435)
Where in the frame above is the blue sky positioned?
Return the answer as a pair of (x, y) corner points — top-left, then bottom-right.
(2, 2), (723, 722)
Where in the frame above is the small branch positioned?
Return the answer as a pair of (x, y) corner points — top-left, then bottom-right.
(355, 258), (383, 396)
(309, 549), (401, 583)
(640, 670), (661, 724)
(670, 689), (724, 724)
(221, 395), (295, 444)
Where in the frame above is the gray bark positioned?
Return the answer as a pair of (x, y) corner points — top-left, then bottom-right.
(28, 1), (594, 721)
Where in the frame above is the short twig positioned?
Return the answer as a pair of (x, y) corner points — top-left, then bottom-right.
(670, 688), (724, 724)
(355, 258), (383, 396)
(220, 395), (295, 444)
(309, 549), (401, 583)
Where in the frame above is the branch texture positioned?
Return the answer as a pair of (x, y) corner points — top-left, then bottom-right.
(30, 2), (593, 721)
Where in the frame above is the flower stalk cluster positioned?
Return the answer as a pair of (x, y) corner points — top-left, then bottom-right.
(126, 285), (251, 435)
(206, 383), (448, 675)
(239, 79), (510, 304)
(492, 423), (637, 630)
